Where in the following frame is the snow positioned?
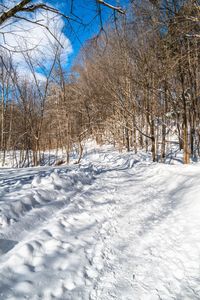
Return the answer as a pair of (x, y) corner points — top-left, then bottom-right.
(0, 142), (200, 299)
(0, 149), (70, 168)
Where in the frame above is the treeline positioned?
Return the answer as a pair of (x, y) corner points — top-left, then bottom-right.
(0, 0), (199, 166)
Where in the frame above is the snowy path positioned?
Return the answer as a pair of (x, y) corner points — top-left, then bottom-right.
(0, 146), (200, 299)
(94, 164), (200, 300)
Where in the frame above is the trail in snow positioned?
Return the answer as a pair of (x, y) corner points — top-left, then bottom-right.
(0, 143), (200, 299)
(93, 163), (200, 300)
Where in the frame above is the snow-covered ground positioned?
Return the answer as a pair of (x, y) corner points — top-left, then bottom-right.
(0, 142), (200, 299)
(0, 148), (75, 168)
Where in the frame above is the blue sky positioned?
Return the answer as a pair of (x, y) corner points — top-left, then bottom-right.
(46, 0), (129, 68)
(0, 1), (129, 79)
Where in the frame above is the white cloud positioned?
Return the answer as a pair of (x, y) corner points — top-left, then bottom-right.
(0, 8), (72, 81)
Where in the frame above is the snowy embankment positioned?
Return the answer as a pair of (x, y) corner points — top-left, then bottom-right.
(0, 143), (200, 299)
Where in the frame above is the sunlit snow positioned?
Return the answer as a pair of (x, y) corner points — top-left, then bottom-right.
(0, 142), (200, 299)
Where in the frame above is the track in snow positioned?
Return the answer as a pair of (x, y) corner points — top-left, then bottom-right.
(93, 164), (200, 300)
(0, 146), (200, 300)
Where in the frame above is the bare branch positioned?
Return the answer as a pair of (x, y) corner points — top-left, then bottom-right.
(0, 0), (31, 26)
(97, 0), (125, 14)
(0, 0), (81, 27)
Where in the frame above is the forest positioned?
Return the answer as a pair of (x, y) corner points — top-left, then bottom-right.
(0, 2), (200, 299)
(0, 0), (199, 166)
